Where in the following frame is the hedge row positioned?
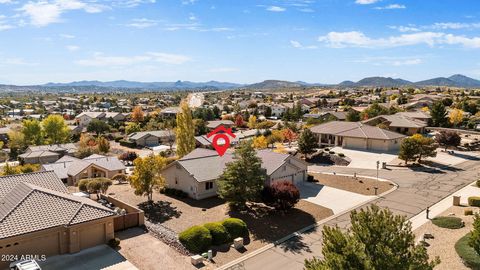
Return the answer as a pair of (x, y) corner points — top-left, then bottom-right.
(179, 218), (248, 254)
(160, 187), (188, 198)
(469, 196), (480, 207)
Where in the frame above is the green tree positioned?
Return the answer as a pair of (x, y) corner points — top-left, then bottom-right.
(435, 130), (461, 151)
(129, 154), (167, 203)
(346, 110), (361, 122)
(470, 214), (480, 255)
(87, 119), (110, 137)
(217, 141), (265, 209)
(305, 205), (439, 270)
(22, 119), (43, 146)
(176, 101), (196, 158)
(298, 129), (318, 157)
(125, 122), (141, 135)
(411, 134), (437, 163)
(360, 103), (389, 120)
(41, 115), (70, 144)
(398, 137), (420, 165)
(430, 101), (448, 127)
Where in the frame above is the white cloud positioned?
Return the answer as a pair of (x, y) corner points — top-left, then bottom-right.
(290, 40), (317, 49)
(298, 8), (314, 12)
(266, 6), (286, 12)
(189, 13), (196, 21)
(125, 18), (158, 28)
(163, 22), (232, 32)
(112, 0), (156, 8)
(392, 58), (422, 66)
(0, 0), (13, 3)
(374, 4), (406, 10)
(351, 56), (423, 66)
(319, 31), (480, 49)
(0, 57), (37, 66)
(388, 25), (420, 32)
(429, 22), (480, 30)
(355, 0), (380, 4)
(66, 45), (79, 51)
(75, 52), (191, 67)
(60, 33), (75, 38)
(19, 0), (108, 27)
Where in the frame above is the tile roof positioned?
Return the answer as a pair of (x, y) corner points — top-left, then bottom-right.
(0, 182), (114, 239)
(206, 120), (235, 129)
(18, 150), (60, 159)
(42, 155), (126, 179)
(173, 148), (300, 182)
(310, 121), (406, 140)
(27, 143), (77, 153)
(0, 171), (67, 199)
(363, 114), (427, 128)
(128, 130), (172, 141)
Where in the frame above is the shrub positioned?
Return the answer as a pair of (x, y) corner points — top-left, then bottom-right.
(179, 225), (212, 254)
(338, 153), (345, 157)
(222, 218), (248, 239)
(329, 151), (335, 154)
(469, 197), (480, 207)
(261, 181), (300, 211)
(470, 214), (480, 256)
(307, 175), (315, 182)
(204, 222), (231, 245)
(114, 136), (123, 142)
(456, 233), (480, 269)
(108, 238), (120, 248)
(465, 209), (474, 216)
(477, 180), (480, 188)
(431, 216), (464, 229)
(112, 173), (128, 183)
(119, 139), (136, 148)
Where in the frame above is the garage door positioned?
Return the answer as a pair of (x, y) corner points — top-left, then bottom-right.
(369, 139), (387, 151)
(344, 138), (366, 150)
(293, 171), (305, 184)
(3, 232), (60, 258)
(145, 136), (159, 147)
(79, 223), (106, 250)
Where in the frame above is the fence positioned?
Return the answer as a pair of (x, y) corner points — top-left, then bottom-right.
(100, 194), (145, 232)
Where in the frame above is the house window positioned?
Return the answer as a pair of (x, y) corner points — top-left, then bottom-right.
(205, 181), (213, 190)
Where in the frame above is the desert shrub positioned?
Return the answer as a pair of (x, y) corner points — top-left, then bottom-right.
(261, 181), (300, 211)
(119, 139), (136, 148)
(114, 136), (123, 142)
(307, 175), (315, 182)
(179, 225), (212, 254)
(329, 151), (335, 154)
(204, 222), (231, 245)
(222, 218), (248, 239)
(162, 187), (188, 198)
(112, 173), (128, 183)
(465, 209), (474, 216)
(469, 197), (480, 207)
(338, 153), (345, 157)
(432, 216), (464, 229)
(108, 238), (120, 248)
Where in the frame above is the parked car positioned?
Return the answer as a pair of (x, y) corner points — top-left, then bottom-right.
(10, 260), (41, 270)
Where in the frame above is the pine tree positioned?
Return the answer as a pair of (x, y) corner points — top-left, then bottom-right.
(430, 101), (448, 127)
(176, 101), (196, 158)
(298, 129), (318, 157)
(305, 205), (439, 270)
(217, 141), (265, 209)
(398, 137), (420, 165)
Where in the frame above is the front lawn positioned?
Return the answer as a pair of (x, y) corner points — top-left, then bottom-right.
(455, 233), (480, 270)
(432, 216), (464, 229)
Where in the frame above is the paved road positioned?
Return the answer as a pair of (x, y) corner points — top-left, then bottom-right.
(224, 158), (480, 270)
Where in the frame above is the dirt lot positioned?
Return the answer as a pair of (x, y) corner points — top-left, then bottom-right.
(310, 173), (395, 196)
(107, 184), (334, 268)
(414, 206), (476, 270)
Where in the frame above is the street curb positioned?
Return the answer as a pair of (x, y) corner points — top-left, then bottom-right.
(217, 172), (398, 270)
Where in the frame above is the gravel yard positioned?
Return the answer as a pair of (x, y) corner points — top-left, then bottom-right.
(310, 173), (395, 196)
(414, 206), (477, 270)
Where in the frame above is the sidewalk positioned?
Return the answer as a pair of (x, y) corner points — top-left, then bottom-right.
(410, 181), (480, 230)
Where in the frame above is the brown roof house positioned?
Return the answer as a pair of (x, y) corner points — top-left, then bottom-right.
(0, 171), (116, 269)
(162, 148), (308, 200)
(362, 113), (428, 135)
(18, 143), (78, 164)
(41, 154), (126, 185)
(310, 121), (406, 152)
(127, 130), (175, 147)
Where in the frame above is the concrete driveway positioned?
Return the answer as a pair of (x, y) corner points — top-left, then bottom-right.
(425, 149), (480, 166)
(39, 245), (128, 270)
(330, 147), (397, 169)
(298, 182), (373, 214)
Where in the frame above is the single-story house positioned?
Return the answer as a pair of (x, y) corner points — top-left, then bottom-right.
(127, 130), (175, 147)
(19, 143), (78, 164)
(0, 171), (116, 269)
(362, 113), (428, 135)
(160, 107), (180, 118)
(206, 120), (235, 130)
(310, 121), (406, 152)
(41, 154), (126, 185)
(162, 148), (308, 200)
(75, 111), (126, 127)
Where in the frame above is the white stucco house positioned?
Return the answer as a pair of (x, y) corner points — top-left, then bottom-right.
(162, 148), (308, 200)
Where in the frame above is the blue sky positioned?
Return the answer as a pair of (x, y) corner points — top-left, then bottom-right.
(0, 0), (480, 85)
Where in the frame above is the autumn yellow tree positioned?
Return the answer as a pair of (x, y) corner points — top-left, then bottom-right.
(176, 101), (196, 158)
(131, 106), (145, 123)
(129, 154), (167, 203)
(449, 109), (464, 127)
(252, 135), (268, 149)
(248, 115), (257, 129)
(273, 143), (288, 153)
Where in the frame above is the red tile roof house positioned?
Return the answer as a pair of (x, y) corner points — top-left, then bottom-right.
(162, 148), (308, 200)
(0, 171), (116, 269)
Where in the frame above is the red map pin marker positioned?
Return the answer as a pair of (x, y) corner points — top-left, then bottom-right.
(207, 126), (236, 156)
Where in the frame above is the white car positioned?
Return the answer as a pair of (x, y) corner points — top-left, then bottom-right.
(9, 260), (41, 270)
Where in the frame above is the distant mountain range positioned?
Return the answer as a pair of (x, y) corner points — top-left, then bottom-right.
(2, 74), (480, 92)
(338, 74), (480, 88)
